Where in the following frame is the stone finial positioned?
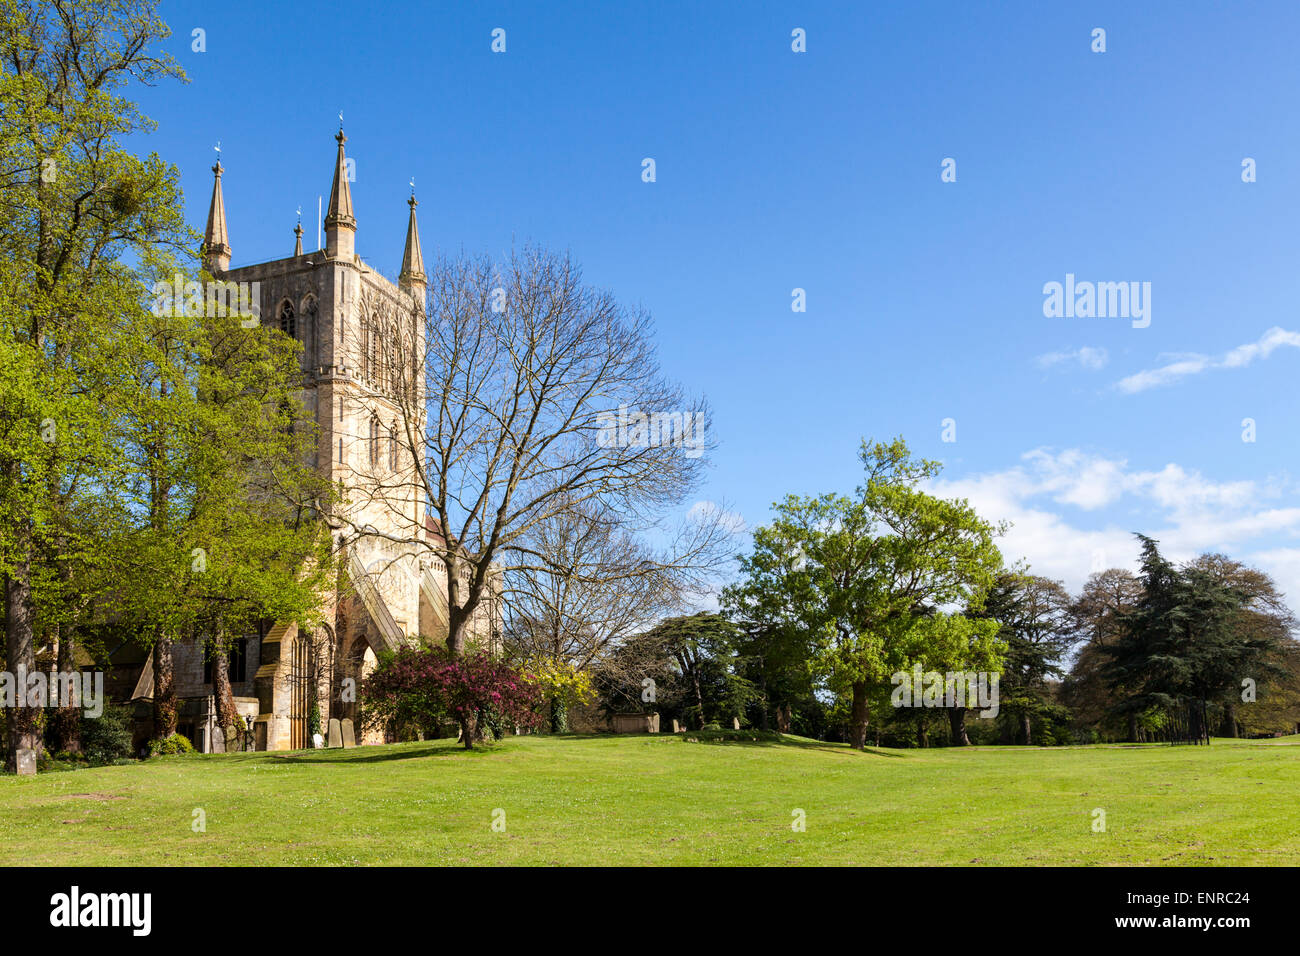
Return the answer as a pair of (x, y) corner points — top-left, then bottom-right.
(399, 193), (426, 295)
(324, 129), (356, 259)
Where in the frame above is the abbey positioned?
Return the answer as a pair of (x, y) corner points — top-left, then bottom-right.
(117, 130), (500, 752)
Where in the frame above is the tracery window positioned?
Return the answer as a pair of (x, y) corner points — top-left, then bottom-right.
(361, 318), (371, 381)
(302, 295), (318, 368)
(278, 300), (295, 339)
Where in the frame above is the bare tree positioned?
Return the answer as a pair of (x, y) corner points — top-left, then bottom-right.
(501, 498), (733, 726)
(503, 508), (671, 669)
(348, 245), (722, 657)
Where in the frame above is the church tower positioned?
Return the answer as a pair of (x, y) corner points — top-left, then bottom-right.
(183, 130), (483, 751)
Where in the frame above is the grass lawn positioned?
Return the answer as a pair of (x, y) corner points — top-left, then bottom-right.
(1, 733), (1297, 866)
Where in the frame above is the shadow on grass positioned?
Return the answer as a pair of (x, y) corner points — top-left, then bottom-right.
(242, 732), (910, 765)
(541, 730), (905, 757)
(265, 741), (502, 765)
(774, 737), (906, 758)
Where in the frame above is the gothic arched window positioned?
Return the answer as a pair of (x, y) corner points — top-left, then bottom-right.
(373, 324), (385, 389)
(278, 300), (295, 339)
(368, 416), (380, 467)
(360, 317), (369, 380)
(301, 295), (318, 369)
(390, 337), (401, 394)
(388, 424), (398, 471)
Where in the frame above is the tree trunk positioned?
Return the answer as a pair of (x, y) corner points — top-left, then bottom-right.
(4, 552), (41, 771)
(1020, 712), (1032, 746)
(916, 716), (929, 748)
(152, 633), (177, 739)
(849, 681), (869, 750)
(210, 628), (238, 751)
(460, 711), (477, 750)
(948, 706), (970, 746)
(549, 695), (568, 733)
(1126, 712), (1138, 744)
(1219, 701), (1237, 739)
(51, 625), (81, 753)
(445, 560), (464, 656)
(443, 560), (483, 658)
(445, 613), (464, 657)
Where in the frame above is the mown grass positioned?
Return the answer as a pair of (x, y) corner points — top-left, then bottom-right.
(1, 733), (1296, 865)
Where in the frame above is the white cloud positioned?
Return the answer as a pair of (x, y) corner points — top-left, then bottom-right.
(1116, 326), (1300, 393)
(930, 449), (1300, 609)
(1035, 346), (1109, 371)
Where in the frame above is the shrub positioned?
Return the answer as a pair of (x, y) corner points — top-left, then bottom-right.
(520, 657), (595, 733)
(147, 733), (196, 756)
(37, 751), (85, 772)
(80, 704), (135, 764)
(363, 646), (544, 749)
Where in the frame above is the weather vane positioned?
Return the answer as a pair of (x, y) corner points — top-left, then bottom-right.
(409, 176), (416, 196)
(296, 205), (302, 222)
(338, 110), (344, 130)
(214, 140), (221, 156)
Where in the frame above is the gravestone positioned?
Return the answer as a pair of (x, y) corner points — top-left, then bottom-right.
(671, 719), (681, 733)
(732, 717), (741, 730)
(611, 713), (652, 734)
(210, 726), (226, 753)
(327, 718), (342, 748)
(340, 718), (356, 748)
(14, 748), (35, 776)
(312, 733), (324, 749)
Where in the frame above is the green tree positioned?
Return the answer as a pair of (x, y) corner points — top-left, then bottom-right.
(1103, 535), (1284, 744)
(728, 438), (1004, 750)
(903, 608), (1007, 746)
(640, 612), (752, 730)
(113, 311), (336, 746)
(1183, 553), (1296, 737)
(1062, 568), (1143, 741)
(729, 620), (817, 733)
(975, 572), (1074, 745)
(0, 0), (186, 768)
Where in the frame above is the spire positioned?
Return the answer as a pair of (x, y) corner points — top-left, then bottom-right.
(399, 192), (426, 295)
(293, 209), (304, 256)
(324, 127), (356, 259)
(203, 154), (231, 273)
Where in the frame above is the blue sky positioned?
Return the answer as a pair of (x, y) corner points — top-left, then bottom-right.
(136, 1), (1300, 604)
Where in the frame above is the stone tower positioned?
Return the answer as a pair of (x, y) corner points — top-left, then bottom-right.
(188, 130), (498, 751)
